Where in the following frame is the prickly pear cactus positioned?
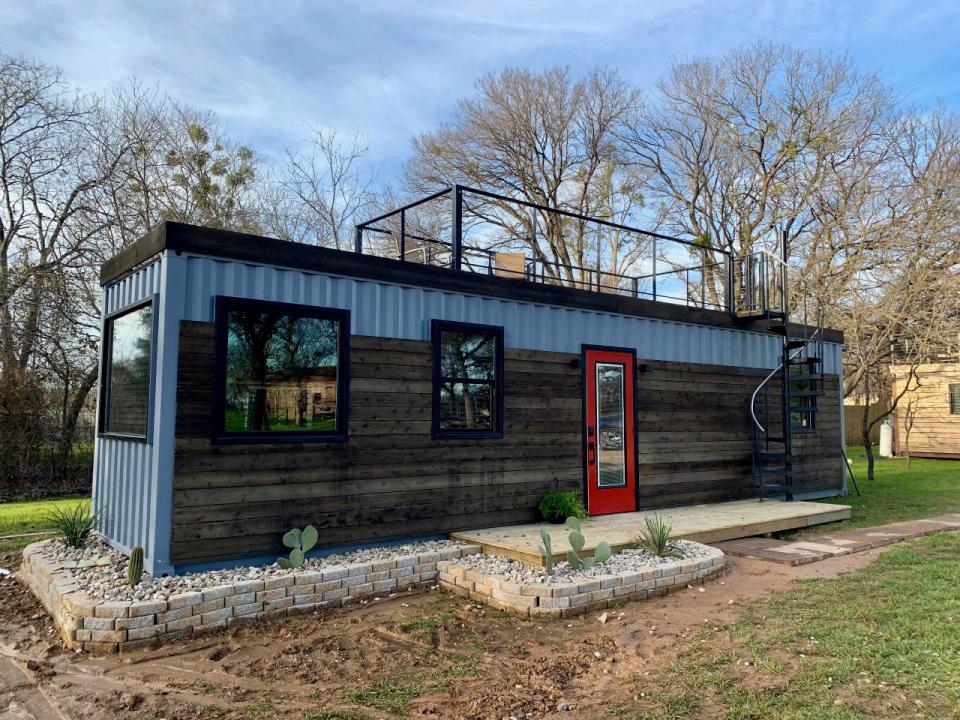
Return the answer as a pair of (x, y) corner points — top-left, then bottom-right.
(127, 546), (144, 587)
(277, 524), (318, 569)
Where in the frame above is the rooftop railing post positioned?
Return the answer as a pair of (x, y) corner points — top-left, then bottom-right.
(354, 225), (363, 254)
(399, 208), (406, 262)
(631, 276), (638, 298)
(451, 184), (463, 271)
(652, 238), (658, 302)
(701, 247), (707, 309)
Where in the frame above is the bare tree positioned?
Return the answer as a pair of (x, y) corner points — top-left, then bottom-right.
(620, 43), (897, 306)
(405, 66), (644, 284)
(266, 127), (377, 249)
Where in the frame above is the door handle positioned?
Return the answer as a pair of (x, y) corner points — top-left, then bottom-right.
(587, 441), (596, 465)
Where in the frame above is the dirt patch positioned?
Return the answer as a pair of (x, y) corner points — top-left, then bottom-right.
(0, 547), (884, 719)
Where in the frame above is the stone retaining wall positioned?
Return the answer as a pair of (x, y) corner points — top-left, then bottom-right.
(437, 547), (727, 617)
(19, 540), (481, 653)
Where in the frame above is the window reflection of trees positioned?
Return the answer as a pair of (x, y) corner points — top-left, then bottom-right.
(225, 311), (339, 433)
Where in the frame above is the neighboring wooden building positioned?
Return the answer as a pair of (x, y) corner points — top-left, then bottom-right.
(93, 188), (846, 575)
(891, 363), (960, 459)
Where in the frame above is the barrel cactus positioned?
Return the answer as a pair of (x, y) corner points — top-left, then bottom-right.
(277, 525), (318, 569)
(127, 546), (144, 587)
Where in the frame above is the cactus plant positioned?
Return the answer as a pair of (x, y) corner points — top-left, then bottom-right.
(127, 546), (144, 586)
(632, 514), (682, 558)
(565, 517), (613, 570)
(277, 525), (318, 569)
(537, 528), (555, 575)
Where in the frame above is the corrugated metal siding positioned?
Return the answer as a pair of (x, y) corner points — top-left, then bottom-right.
(180, 255), (842, 373)
(93, 259), (163, 556)
(103, 259), (162, 314)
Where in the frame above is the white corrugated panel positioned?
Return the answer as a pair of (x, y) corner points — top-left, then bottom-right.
(93, 259), (163, 556)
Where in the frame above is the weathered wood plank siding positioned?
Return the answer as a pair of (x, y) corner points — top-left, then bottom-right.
(171, 323), (584, 564)
(171, 323), (843, 565)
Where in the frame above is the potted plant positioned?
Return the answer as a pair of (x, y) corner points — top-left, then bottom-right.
(537, 489), (586, 524)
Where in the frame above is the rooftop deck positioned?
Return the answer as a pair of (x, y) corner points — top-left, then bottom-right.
(449, 499), (852, 566)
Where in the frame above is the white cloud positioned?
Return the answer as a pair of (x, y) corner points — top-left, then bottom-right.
(1, 0), (958, 179)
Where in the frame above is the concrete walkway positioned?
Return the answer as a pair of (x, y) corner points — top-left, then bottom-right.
(713, 513), (960, 565)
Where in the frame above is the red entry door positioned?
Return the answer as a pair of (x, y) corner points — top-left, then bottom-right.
(584, 348), (637, 515)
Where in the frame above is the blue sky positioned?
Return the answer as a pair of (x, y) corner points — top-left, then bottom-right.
(2, 0), (959, 179)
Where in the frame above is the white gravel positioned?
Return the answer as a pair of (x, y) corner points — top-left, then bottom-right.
(450, 540), (713, 585)
(39, 536), (468, 603)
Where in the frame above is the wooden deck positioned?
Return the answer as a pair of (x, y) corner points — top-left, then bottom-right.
(449, 499), (852, 566)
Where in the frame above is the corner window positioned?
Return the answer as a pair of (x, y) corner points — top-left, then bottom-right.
(214, 298), (348, 442)
(432, 321), (503, 438)
(99, 301), (154, 438)
(950, 384), (960, 415)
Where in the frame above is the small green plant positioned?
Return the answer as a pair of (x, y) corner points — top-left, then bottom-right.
(565, 516), (612, 570)
(46, 500), (97, 548)
(537, 527), (555, 574)
(633, 514), (683, 558)
(537, 490), (586, 523)
(277, 524), (318, 569)
(127, 546), (144, 586)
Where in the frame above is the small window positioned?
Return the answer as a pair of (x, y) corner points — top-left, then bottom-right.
(788, 364), (817, 432)
(99, 301), (154, 438)
(950, 384), (960, 415)
(432, 321), (504, 438)
(214, 298), (348, 442)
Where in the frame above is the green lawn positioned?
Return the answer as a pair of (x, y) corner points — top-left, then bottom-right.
(631, 531), (960, 719)
(0, 495), (89, 552)
(789, 445), (960, 539)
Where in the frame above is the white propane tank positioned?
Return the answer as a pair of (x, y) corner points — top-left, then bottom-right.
(879, 420), (894, 458)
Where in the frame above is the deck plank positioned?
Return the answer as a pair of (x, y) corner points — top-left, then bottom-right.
(449, 499), (852, 566)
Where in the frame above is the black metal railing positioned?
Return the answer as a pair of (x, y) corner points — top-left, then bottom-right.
(355, 185), (789, 315)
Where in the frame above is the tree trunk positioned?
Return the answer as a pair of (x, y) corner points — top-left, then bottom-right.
(862, 373), (875, 481)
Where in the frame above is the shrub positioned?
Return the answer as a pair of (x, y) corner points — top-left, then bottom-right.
(47, 500), (97, 548)
(633, 514), (683, 558)
(537, 491), (586, 523)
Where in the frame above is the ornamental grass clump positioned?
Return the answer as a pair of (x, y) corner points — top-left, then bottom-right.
(47, 500), (97, 549)
(633, 514), (683, 559)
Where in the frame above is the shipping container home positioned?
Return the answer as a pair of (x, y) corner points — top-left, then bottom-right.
(891, 362), (960, 459)
(93, 186), (846, 575)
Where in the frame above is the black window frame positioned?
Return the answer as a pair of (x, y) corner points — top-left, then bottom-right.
(431, 319), (504, 440)
(788, 365), (817, 434)
(212, 296), (350, 444)
(98, 296), (157, 442)
(950, 384), (960, 415)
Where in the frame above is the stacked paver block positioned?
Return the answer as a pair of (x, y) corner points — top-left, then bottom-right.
(438, 546), (727, 617)
(19, 541), (481, 653)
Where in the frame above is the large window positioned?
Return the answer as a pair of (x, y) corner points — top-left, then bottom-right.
(99, 301), (154, 438)
(950, 384), (960, 415)
(432, 320), (504, 438)
(214, 298), (348, 442)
